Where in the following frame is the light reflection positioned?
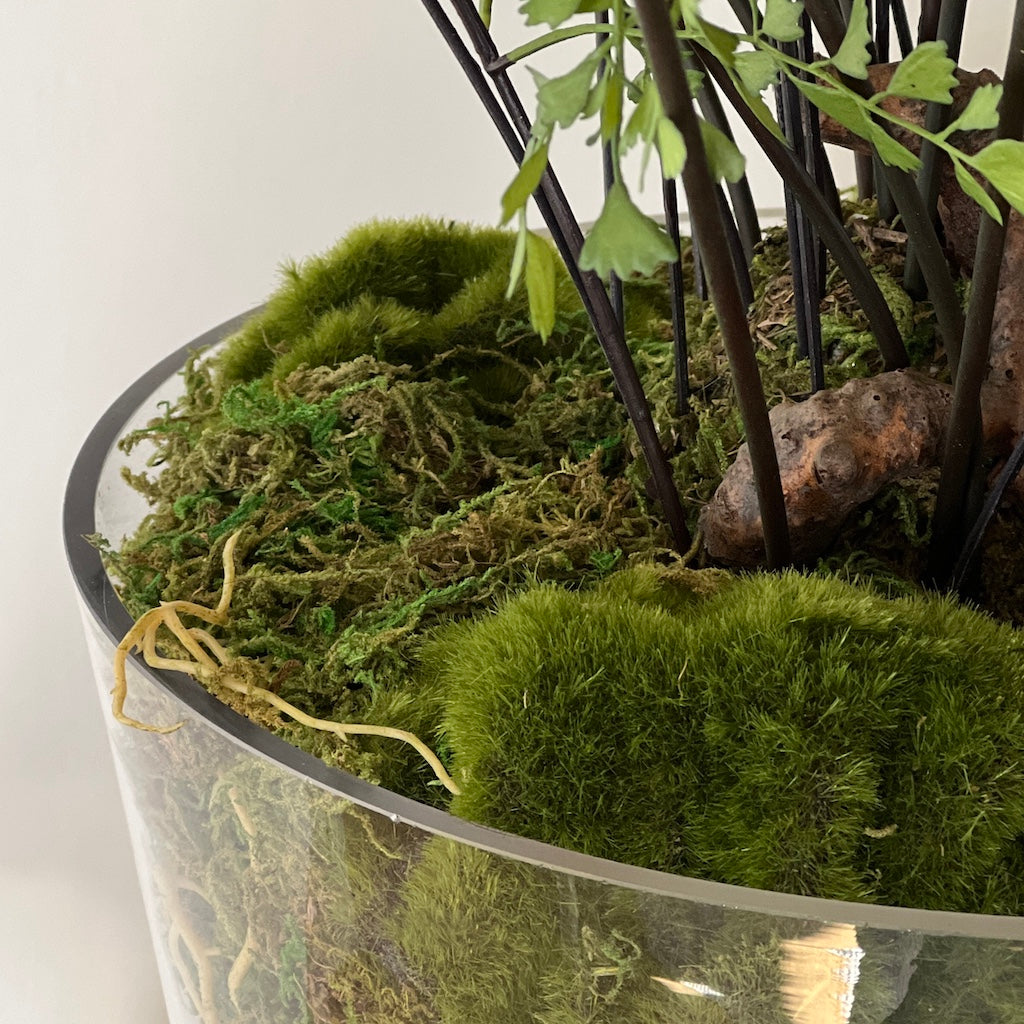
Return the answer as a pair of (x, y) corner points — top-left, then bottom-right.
(781, 923), (864, 1024)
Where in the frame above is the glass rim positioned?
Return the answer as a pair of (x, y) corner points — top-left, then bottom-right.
(63, 309), (1024, 942)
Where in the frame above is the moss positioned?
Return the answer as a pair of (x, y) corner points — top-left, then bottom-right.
(96, 214), (1024, 1024)
(393, 838), (726, 1024)
(106, 217), (1024, 918)
(426, 567), (1024, 912)
(214, 218), (583, 405)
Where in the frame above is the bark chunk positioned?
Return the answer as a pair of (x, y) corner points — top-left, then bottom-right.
(700, 372), (952, 565)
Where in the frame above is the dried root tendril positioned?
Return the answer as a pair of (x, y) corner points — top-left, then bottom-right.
(113, 531), (461, 796)
(227, 922), (256, 1012)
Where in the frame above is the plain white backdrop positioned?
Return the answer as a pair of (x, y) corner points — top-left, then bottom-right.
(0, 2), (1014, 1021)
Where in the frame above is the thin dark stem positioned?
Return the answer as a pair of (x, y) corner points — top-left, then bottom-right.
(662, 176), (690, 416)
(840, 0), (877, 199)
(804, 0), (964, 360)
(716, 185), (755, 309)
(722, 0), (755, 33)
(597, 10), (624, 327)
(951, 432), (1024, 592)
(873, 0), (896, 221)
(904, 0), (968, 303)
(891, 0), (914, 56)
(692, 240), (708, 301)
(931, 0), (1024, 587)
(777, 36), (825, 389)
(688, 54), (761, 263)
(875, 0), (890, 60)
(695, 44), (909, 370)
(797, 16), (829, 386)
(637, 0), (791, 567)
(855, 154), (876, 201)
(918, 0), (942, 42)
(799, 37), (844, 227)
(604, 150), (625, 326)
(436, 0), (693, 552)
(807, 0), (853, 49)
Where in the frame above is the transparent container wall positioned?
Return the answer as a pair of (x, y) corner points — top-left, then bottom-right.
(68, 326), (1024, 1024)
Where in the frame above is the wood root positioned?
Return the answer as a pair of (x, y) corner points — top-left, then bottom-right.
(700, 372), (952, 566)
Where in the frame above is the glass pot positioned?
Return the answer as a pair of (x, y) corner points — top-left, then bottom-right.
(64, 313), (1024, 1024)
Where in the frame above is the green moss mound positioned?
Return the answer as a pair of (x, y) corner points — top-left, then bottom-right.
(394, 838), (713, 1024)
(214, 218), (584, 405)
(425, 568), (1024, 913)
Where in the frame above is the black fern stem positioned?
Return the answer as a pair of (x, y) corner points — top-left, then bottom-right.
(688, 55), (761, 263)
(918, 0), (942, 42)
(776, 37), (826, 390)
(446, 2), (577, 246)
(875, 0), (891, 60)
(890, 0), (914, 56)
(794, 15), (831, 387)
(597, 10), (624, 327)
(903, 0), (969, 302)
(694, 44), (909, 370)
(951, 429), (1024, 591)
(636, 0), (791, 568)
(723, 0), (754, 33)
(854, 0), (877, 202)
(798, 14), (843, 226)
(873, 0), (896, 222)
(716, 185), (755, 309)
(429, 0), (693, 552)
(931, 0), (1024, 586)
(662, 176), (690, 416)
(803, 0), (965, 359)
(604, 140), (624, 327)
(692, 240), (708, 301)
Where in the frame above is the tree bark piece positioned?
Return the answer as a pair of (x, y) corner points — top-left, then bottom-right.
(701, 372), (952, 565)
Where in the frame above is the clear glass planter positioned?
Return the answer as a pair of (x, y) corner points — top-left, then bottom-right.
(65, 314), (1024, 1024)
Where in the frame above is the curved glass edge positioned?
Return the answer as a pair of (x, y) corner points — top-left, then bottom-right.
(77, 610), (1024, 1024)
(62, 311), (1024, 944)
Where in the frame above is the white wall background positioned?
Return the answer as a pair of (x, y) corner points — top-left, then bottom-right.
(0, 2), (1014, 1021)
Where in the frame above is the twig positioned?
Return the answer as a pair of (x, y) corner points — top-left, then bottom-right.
(637, 0), (791, 567)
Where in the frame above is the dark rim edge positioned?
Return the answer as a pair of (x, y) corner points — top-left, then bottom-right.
(62, 310), (1024, 942)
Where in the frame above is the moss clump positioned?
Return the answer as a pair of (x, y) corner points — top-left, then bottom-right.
(214, 218), (583, 406)
(394, 838), (720, 1024)
(425, 567), (1024, 913)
